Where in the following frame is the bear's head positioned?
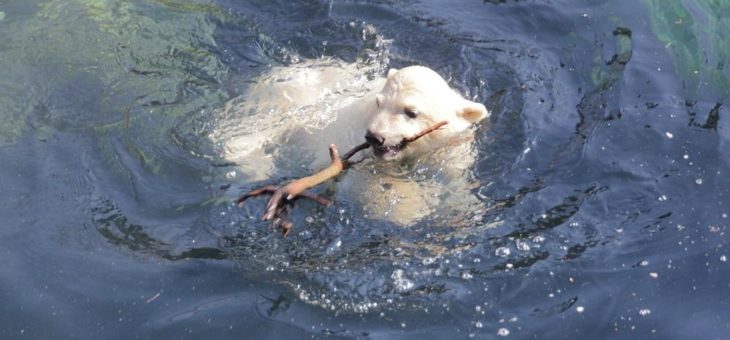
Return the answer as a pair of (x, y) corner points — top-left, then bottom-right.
(364, 66), (489, 161)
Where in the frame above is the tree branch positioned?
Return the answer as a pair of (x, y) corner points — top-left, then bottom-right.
(237, 120), (448, 235)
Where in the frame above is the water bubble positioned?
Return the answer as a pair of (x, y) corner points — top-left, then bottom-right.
(665, 132), (674, 139)
(516, 240), (530, 252)
(649, 272), (658, 279)
(495, 247), (511, 257)
(638, 309), (651, 316)
(497, 328), (510, 336)
(639, 260), (649, 266)
(325, 238), (342, 255)
(576, 306), (585, 313)
(422, 257), (437, 265)
(391, 269), (414, 293)
(475, 321), (483, 328)
(721, 255), (727, 262)
(225, 170), (237, 179)
(695, 178), (703, 185)
(657, 195), (668, 202)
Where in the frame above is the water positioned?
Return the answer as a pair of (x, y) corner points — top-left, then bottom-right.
(1, 0), (729, 338)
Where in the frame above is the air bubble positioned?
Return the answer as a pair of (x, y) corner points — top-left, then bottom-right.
(495, 247), (511, 257)
(516, 241), (530, 252)
(391, 269), (414, 293)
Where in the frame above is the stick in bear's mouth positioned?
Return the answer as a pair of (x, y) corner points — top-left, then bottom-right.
(371, 120), (449, 158)
(236, 120), (448, 236)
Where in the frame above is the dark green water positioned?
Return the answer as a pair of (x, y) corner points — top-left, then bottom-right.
(0, 0), (728, 338)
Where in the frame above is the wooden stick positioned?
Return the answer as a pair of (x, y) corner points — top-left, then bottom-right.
(237, 120), (448, 235)
(402, 120), (448, 144)
(342, 142), (370, 161)
(262, 144), (348, 221)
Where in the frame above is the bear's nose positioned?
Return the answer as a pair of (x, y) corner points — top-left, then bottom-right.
(365, 130), (385, 146)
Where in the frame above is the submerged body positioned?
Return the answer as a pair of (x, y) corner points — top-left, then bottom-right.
(213, 59), (489, 225)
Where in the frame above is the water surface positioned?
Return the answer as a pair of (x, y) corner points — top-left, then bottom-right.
(0, 0), (728, 338)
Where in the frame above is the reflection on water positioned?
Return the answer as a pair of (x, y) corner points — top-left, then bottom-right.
(0, 0), (729, 338)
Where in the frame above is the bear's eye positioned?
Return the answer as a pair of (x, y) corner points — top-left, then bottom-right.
(404, 108), (418, 119)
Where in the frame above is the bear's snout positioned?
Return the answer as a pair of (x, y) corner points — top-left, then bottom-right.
(365, 130), (385, 146)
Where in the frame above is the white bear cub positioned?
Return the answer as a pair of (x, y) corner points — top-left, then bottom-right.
(354, 66), (489, 225)
(365, 66), (489, 162)
(214, 61), (489, 225)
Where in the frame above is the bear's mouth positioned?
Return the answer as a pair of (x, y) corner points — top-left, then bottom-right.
(371, 143), (405, 159)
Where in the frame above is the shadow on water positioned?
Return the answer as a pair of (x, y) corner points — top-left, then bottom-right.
(1, 0), (729, 338)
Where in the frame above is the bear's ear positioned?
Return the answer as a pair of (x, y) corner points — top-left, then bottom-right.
(458, 100), (489, 123)
(387, 68), (399, 78)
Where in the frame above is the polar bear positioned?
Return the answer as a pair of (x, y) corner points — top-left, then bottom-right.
(212, 59), (489, 225)
(365, 66), (488, 162)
